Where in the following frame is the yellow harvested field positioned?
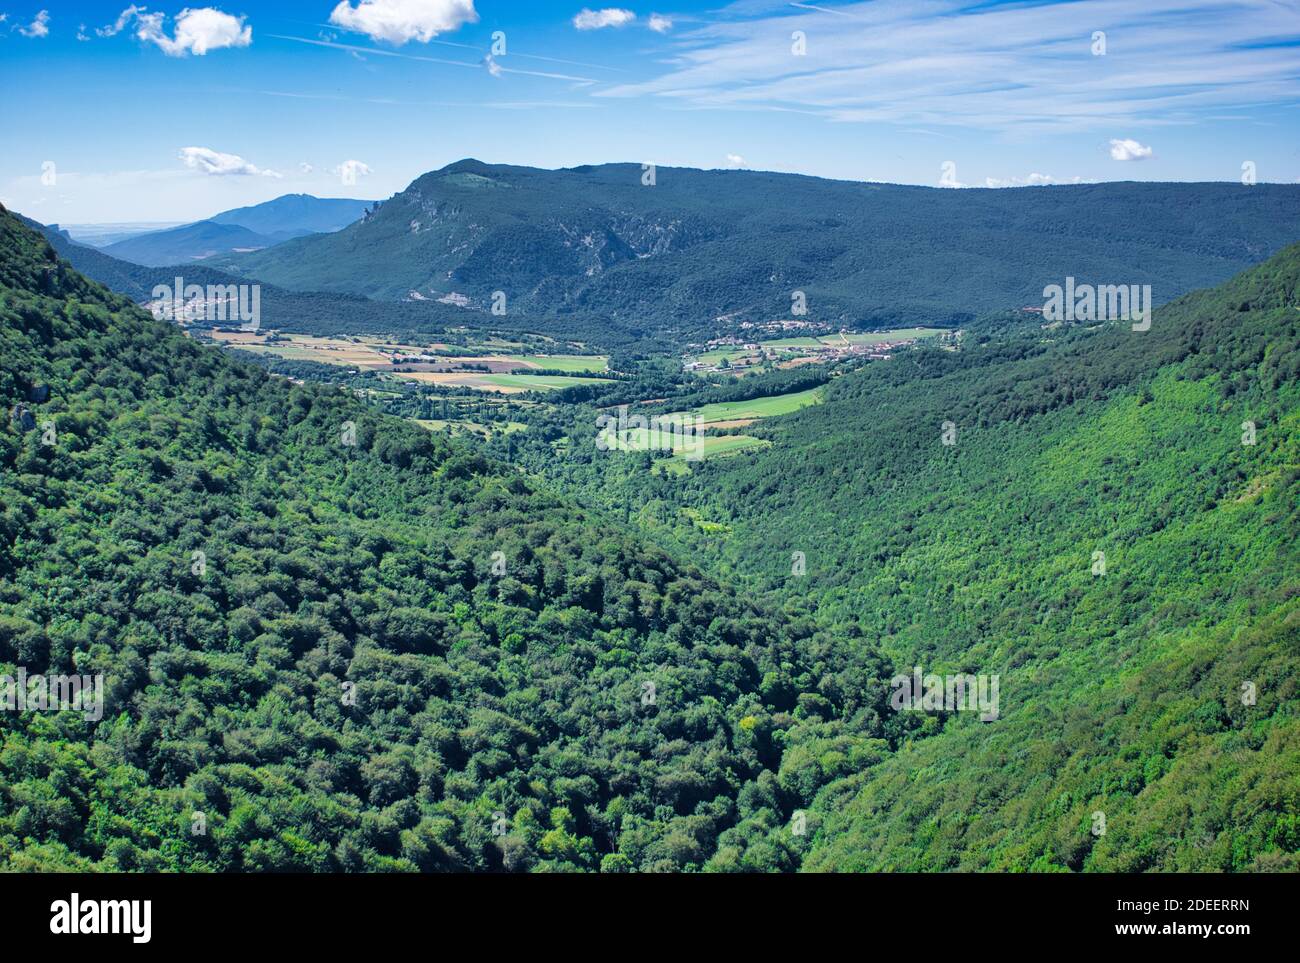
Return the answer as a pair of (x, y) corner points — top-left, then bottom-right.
(207, 332), (449, 367)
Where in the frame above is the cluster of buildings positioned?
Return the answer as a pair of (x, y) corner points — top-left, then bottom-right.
(685, 329), (935, 375)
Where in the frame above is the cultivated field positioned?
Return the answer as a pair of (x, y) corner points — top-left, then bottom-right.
(400, 371), (612, 393)
(208, 331), (608, 388)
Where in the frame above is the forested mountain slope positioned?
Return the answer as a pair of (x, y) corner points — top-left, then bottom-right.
(3, 202), (1297, 872)
(20, 215), (642, 349)
(577, 243), (1299, 870)
(0, 207), (900, 871)
(222, 160), (1300, 334)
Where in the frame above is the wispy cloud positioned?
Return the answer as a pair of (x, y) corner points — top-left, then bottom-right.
(984, 172), (1087, 188)
(97, 5), (144, 38)
(271, 33), (601, 83)
(249, 88), (600, 109)
(598, 0), (1300, 132)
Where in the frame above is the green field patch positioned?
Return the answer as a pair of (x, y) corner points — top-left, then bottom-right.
(822, 327), (947, 345)
(662, 386), (825, 425)
(504, 354), (608, 372)
(760, 336), (825, 348)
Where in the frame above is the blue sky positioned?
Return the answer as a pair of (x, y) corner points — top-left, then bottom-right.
(2, 0), (1298, 222)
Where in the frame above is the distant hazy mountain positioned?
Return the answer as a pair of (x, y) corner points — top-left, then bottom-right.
(209, 194), (374, 236)
(98, 194), (374, 267)
(103, 220), (280, 267)
(221, 159), (1300, 331)
(63, 222), (185, 247)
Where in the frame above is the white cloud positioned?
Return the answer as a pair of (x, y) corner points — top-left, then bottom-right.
(137, 8), (251, 57)
(18, 10), (49, 38)
(726, 153), (746, 167)
(1109, 138), (1153, 161)
(647, 13), (672, 33)
(299, 162), (314, 174)
(97, 5), (145, 38)
(574, 8), (635, 30)
(984, 172), (1085, 187)
(329, 0), (478, 45)
(483, 53), (502, 77)
(335, 160), (373, 183)
(179, 147), (281, 178)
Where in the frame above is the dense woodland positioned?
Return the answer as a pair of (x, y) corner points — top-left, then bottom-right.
(0, 209), (908, 871)
(2, 201), (1298, 872)
(487, 241), (1300, 870)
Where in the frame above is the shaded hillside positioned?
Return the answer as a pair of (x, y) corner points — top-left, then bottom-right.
(20, 215), (650, 349)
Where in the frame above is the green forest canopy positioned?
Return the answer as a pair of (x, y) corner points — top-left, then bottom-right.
(2, 205), (1298, 871)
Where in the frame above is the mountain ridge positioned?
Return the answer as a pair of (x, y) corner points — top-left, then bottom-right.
(99, 194), (375, 267)
(214, 161), (1300, 338)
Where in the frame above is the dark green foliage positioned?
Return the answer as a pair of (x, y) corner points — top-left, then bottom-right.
(0, 207), (898, 872)
(4, 199), (1299, 873)
(493, 240), (1300, 871)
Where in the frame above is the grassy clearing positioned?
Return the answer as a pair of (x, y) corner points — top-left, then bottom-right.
(661, 386), (825, 425)
(503, 354), (608, 373)
(828, 327), (946, 345)
(603, 427), (770, 474)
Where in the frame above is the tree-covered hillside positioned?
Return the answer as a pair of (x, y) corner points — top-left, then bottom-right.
(489, 240), (1300, 871)
(0, 207), (900, 871)
(3, 202), (1297, 873)
(222, 160), (1300, 336)
(22, 216), (652, 350)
